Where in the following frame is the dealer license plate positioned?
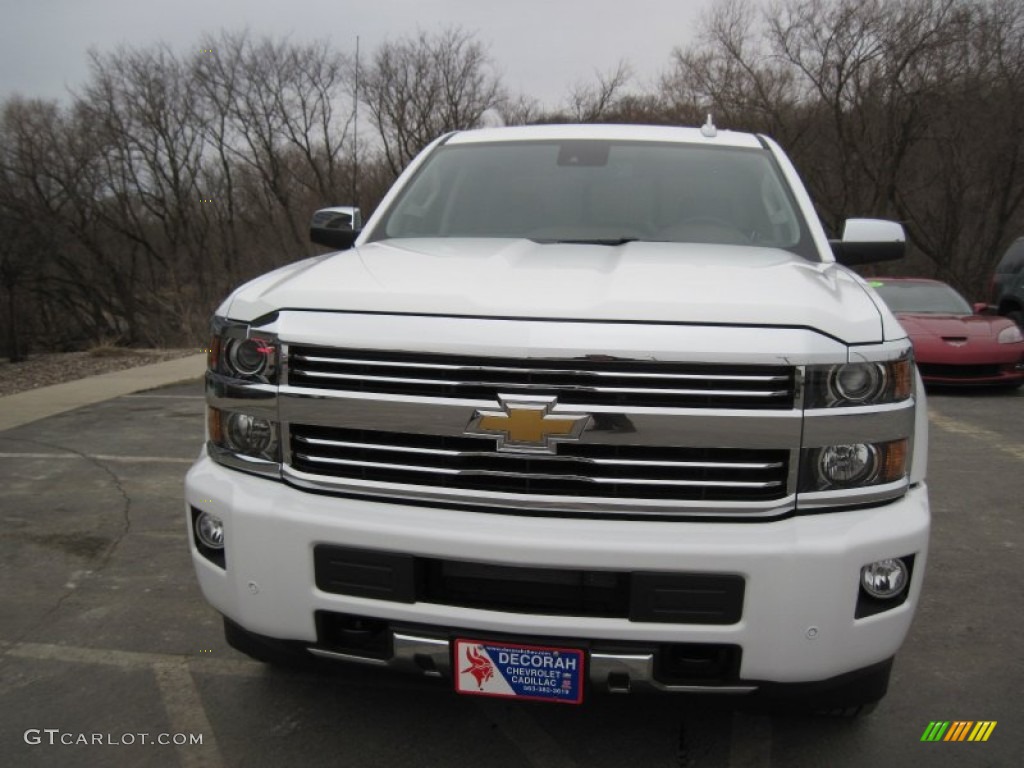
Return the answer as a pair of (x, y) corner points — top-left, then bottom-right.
(453, 639), (584, 704)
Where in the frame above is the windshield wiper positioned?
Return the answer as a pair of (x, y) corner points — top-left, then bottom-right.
(532, 237), (643, 246)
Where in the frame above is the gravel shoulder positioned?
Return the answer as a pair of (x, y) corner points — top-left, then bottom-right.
(0, 348), (199, 397)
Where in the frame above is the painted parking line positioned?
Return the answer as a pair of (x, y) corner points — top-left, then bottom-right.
(123, 395), (205, 399)
(4, 643), (228, 768)
(4, 641), (173, 669)
(4, 642), (265, 678)
(928, 409), (1024, 461)
(0, 452), (193, 464)
(4, 640), (460, 689)
(153, 661), (224, 768)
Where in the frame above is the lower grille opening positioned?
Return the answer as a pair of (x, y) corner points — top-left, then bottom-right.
(424, 560), (630, 617)
(315, 612), (392, 660)
(917, 363), (1001, 378)
(656, 643), (742, 685)
(314, 545), (744, 624)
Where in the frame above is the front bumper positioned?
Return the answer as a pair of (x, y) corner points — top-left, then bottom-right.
(186, 456), (929, 687)
(919, 368), (1024, 387)
(917, 346), (1024, 386)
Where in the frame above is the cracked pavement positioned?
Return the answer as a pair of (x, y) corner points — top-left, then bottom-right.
(0, 379), (1022, 768)
(0, 387), (202, 655)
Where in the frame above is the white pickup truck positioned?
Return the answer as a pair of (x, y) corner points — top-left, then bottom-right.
(186, 122), (929, 713)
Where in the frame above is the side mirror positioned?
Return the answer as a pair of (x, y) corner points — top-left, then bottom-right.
(973, 302), (993, 315)
(310, 206), (362, 251)
(830, 219), (905, 266)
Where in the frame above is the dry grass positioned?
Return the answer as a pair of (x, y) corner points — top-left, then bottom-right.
(87, 345), (145, 358)
(0, 348), (199, 397)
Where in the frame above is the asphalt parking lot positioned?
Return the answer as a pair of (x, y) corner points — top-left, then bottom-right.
(1, 378), (1021, 768)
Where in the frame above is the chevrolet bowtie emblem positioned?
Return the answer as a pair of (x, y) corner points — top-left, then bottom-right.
(466, 396), (590, 454)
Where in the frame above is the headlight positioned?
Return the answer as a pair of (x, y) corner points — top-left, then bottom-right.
(209, 318), (280, 383)
(819, 443), (877, 486)
(205, 318), (282, 478)
(800, 439), (908, 492)
(226, 338), (274, 376)
(805, 356), (913, 408)
(832, 364), (885, 403)
(208, 407), (281, 464)
(224, 412), (276, 456)
(997, 324), (1023, 344)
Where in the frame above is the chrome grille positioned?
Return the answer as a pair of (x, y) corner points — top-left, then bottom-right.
(289, 425), (790, 502)
(287, 346), (795, 409)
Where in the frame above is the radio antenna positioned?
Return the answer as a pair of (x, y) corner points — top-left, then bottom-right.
(352, 35), (360, 206)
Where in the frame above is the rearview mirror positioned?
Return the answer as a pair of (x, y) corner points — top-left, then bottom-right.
(310, 206), (362, 251)
(830, 219), (905, 266)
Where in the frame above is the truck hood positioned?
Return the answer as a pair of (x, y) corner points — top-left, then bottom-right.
(224, 239), (886, 344)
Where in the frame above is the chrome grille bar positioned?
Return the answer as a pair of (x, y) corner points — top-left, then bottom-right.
(287, 346), (796, 410)
(294, 435), (782, 470)
(293, 369), (790, 399)
(292, 353), (789, 383)
(288, 425), (791, 504)
(294, 454), (782, 488)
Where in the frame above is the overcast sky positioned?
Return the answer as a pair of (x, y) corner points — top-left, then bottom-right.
(0, 0), (713, 109)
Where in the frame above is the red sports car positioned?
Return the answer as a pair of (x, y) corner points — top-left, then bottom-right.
(870, 278), (1024, 387)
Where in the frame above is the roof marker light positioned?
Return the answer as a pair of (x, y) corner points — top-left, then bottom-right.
(701, 114), (718, 138)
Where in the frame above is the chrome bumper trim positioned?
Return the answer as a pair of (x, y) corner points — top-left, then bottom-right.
(589, 652), (756, 694)
(307, 633), (758, 694)
(309, 633), (450, 678)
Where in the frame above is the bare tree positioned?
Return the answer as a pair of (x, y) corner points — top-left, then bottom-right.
(75, 44), (214, 341)
(663, 0), (1024, 299)
(497, 93), (543, 126)
(193, 32), (356, 258)
(565, 61), (633, 122)
(0, 96), (129, 349)
(362, 27), (507, 177)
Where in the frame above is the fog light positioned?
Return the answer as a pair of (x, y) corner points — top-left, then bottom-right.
(860, 558), (908, 600)
(820, 443), (876, 486)
(195, 512), (225, 550)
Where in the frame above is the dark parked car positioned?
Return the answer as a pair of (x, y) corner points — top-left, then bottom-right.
(872, 277), (1024, 388)
(992, 237), (1024, 329)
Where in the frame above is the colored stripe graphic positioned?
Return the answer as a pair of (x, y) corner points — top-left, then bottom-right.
(921, 721), (950, 741)
(921, 721), (996, 742)
(968, 722), (997, 742)
(945, 721), (972, 741)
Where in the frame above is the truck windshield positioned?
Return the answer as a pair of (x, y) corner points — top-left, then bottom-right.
(372, 140), (814, 258)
